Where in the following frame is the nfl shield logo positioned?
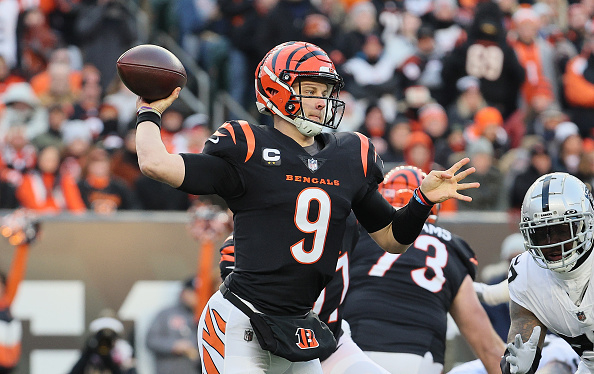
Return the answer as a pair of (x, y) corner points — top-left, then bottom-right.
(577, 311), (587, 322)
(244, 329), (254, 341)
(308, 158), (318, 172)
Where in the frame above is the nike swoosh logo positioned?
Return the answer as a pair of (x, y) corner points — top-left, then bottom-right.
(208, 136), (220, 144)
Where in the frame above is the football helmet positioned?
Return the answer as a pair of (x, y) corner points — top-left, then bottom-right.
(379, 165), (440, 223)
(520, 172), (594, 272)
(255, 41), (345, 137)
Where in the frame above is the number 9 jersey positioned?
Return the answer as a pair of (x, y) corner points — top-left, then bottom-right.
(202, 120), (384, 316)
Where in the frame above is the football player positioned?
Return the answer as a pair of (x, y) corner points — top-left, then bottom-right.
(219, 213), (391, 373)
(342, 166), (505, 374)
(135, 41), (478, 373)
(502, 173), (594, 374)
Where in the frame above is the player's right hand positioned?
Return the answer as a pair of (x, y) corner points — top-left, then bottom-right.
(506, 326), (541, 374)
(136, 87), (181, 115)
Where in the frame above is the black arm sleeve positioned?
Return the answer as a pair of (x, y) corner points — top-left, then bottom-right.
(352, 189), (432, 245)
(177, 153), (244, 197)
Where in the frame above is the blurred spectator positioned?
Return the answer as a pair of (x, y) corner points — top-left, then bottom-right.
(382, 116), (411, 165)
(424, 0), (464, 55)
(441, 1), (525, 119)
(577, 144), (594, 190)
(60, 119), (94, 182)
(356, 102), (390, 156)
(146, 277), (200, 374)
(183, 114), (211, 154)
(341, 32), (399, 101)
(75, 0), (138, 92)
(16, 145), (86, 214)
(565, 3), (588, 54)
(0, 82), (48, 141)
(77, 146), (140, 214)
(161, 105), (190, 154)
(0, 56), (24, 97)
(31, 48), (82, 111)
(396, 23), (444, 102)
(402, 130), (440, 173)
(103, 80), (138, 135)
(110, 125), (141, 190)
(0, 125), (37, 187)
(331, 89), (365, 132)
(562, 33), (594, 139)
(31, 104), (67, 151)
(0, 0), (19, 71)
(508, 7), (558, 123)
(458, 137), (503, 211)
(254, 0), (333, 57)
(527, 102), (567, 142)
(218, 0), (273, 110)
(383, 10), (420, 70)
(446, 76), (487, 131)
(400, 84), (433, 130)
(68, 314), (136, 374)
(552, 121), (583, 175)
(17, 7), (60, 79)
(464, 106), (508, 160)
(508, 141), (553, 210)
(97, 103), (123, 152)
(333, 1), (380, 62)
(417, 102), (452, 168)
(71, 64), (102, 121)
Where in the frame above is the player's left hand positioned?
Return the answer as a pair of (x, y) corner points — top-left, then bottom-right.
(419, 157), (479, 204)
(506, 326), (541, 374)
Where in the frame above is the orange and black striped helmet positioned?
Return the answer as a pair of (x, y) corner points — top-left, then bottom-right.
(379, 165), (440, 223)
(255, 41), (345, 136)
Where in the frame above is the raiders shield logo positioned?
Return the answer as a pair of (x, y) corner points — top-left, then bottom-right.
(295, 328), (319, 349)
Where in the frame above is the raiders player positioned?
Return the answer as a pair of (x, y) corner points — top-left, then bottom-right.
(342, 166), (505, 374)
(135, 41), (478, 373)
(503, 173), (594, 374)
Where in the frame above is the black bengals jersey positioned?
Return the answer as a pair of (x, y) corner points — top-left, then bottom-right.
(342, 223), (477, 364)
(218, 213), (359, 339)
(197, 120), (383, 315)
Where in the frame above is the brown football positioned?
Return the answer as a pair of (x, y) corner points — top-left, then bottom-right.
(116, 44), (187, 102)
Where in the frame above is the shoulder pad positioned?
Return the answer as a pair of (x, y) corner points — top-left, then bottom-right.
(335, 131), (384, 183)
(204, 120), (256, 163)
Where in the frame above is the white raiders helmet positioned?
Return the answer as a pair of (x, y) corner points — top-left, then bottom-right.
(520, 172), (594, 272)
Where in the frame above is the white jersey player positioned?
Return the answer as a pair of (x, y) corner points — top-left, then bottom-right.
(502, 173), (594, 374)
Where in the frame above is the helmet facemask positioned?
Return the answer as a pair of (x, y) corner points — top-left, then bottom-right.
(521, 214), (593, 272)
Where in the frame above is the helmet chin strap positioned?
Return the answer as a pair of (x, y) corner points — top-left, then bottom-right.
(294, 117), (323, 137)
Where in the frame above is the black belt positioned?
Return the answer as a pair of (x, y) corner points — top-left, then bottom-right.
(220, 281), (256, 318)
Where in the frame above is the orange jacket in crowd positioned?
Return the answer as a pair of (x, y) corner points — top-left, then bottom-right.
(16, 171), (86, 213)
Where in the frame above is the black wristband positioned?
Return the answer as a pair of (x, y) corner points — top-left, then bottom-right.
(136, 111), (162, 129)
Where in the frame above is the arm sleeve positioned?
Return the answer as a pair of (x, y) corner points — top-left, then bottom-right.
(178, 153), (244, 197)
(352, 188), (432, 245)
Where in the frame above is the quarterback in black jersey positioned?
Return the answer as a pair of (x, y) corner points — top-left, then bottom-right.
(135, 41), (479, 373)
(343, 166), (505, 374)
(219, 214), (390, 373)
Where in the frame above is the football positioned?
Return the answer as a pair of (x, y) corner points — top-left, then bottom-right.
(116, 44), (187, 102)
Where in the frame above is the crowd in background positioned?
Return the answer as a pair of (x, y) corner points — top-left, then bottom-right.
(0, 0), (592, 215)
